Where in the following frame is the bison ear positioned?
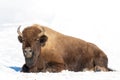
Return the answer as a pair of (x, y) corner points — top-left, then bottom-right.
(18, 35), (23, 43)
(39, 35), (48, 46)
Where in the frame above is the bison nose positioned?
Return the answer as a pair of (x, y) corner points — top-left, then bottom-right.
(24, 47), (33, 58)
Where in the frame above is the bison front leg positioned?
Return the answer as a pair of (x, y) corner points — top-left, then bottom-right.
(45, 62), (66, 72)
(21, 64), (29, 72)
(21, 64), (38, 73)
(21, 64), (41, 72)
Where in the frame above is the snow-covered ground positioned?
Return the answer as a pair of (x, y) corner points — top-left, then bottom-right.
(0, 0), (120, 80)
(0, 22), (120, 80)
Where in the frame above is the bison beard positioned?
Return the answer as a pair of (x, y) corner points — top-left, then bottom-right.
(25, 51), (39, 68)
(25, 57), (34, 67)
(18, 24), (113, 73)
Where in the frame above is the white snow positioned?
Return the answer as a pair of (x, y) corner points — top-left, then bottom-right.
(0, 0), (120, 80)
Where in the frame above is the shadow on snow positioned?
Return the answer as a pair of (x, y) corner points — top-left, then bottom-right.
(9, 66), (21, 72)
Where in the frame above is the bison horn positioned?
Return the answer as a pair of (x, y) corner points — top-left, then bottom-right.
(17, 25), (22, 37)
(38, 26), (45, 37)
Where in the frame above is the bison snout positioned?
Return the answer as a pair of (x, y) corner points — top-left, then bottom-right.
(24, 47), (33, 58)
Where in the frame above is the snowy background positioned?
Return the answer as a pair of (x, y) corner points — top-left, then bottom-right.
(0, 0), (120, 80)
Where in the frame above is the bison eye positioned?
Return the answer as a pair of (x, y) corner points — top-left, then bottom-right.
(35, 35), (48, 46)
(36, 38), (45, 43)
(36, 38), (39, 41)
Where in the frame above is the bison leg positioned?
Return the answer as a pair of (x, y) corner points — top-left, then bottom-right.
(21, 64), (29, 72)
(21, 64), (41, 72)
(45, 62), (66, 72)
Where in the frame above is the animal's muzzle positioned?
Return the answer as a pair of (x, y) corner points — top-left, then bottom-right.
(24, 47), (33, 58)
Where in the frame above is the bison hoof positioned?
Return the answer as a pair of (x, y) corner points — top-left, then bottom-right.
(94, 66), (107, 72)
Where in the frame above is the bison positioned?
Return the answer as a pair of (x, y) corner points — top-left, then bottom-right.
(17, 24), (112, 72)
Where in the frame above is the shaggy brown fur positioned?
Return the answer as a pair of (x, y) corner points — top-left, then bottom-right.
(18, 24), (112, 72)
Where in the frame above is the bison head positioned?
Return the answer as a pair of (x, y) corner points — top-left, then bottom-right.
(17, 25), (48, 68)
